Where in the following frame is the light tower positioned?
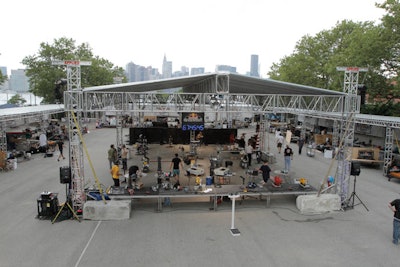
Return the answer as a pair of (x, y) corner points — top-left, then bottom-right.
(335, 66), (367, 206)
(52, 60), (91, 212)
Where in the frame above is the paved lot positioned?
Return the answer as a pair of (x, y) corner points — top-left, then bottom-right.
(0, 125), (399, 267)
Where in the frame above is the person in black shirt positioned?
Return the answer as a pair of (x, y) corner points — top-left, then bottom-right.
(259, 160), (271, 185)
(389, 199), (400, 245)
(283, 145), (293, 172)
(297, 136), (305, 155)
(57, 140), (65, 161)
(170, 153), (183, 184)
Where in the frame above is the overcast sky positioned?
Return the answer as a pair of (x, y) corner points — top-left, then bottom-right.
(0, 0), (386, 77)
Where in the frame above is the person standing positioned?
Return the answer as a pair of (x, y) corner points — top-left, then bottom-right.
(57, 139), (65, 161)
(283, 145), (293, 172)
(298, 136), (305, 155)
(276, 133), (284, 153)
(259, 160), (272, 185)
(110, 161), (121, 187)
(196, 131), (204, 146)
(389, 198), (400, 245)
(107, 144), (117, 169)
(245, 141), (254, 167)
(275, 128), (281, 138)
(39, 132), (48, 153)
(121, 145), (128, 176)
(170, 153), (184, 185)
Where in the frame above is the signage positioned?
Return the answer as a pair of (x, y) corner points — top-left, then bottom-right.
(52, 60), (92, 66)
(181, 112), (204, 131)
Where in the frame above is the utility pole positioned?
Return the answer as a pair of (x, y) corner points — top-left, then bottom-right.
(52, 60), (91, 212)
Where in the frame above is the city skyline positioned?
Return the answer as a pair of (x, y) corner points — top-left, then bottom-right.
(0, 0), (385, 77)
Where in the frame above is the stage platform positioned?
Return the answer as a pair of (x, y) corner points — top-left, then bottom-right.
(108, 182), (317, 212)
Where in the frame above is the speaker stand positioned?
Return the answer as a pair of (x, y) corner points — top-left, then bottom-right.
(51, 184), (81, 223)
(345, 175), (369, 211)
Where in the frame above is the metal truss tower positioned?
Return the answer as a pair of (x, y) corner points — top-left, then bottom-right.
(0, 130), (6, 153)
(335, 67), (367, 204)
(383, 127), (394, 175)
(53, 60), (91, 211)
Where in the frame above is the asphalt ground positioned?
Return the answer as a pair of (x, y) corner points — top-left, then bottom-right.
(0, 125), (399, 267)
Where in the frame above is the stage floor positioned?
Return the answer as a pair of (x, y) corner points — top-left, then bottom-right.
(107, 182), (317, 211)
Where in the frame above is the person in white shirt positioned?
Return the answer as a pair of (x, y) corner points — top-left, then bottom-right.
(245, 141), (254, 166)
(275, 128), (281, 138)
(39, 133), (48, 153)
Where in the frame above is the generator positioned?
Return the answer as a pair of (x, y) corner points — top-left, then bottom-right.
(37, 192), (59, 219)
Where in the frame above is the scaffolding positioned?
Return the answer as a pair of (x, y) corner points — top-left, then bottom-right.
(54, 60), (91, 212)
(383, 126), (394, 175)
(60, 70), (400, 210)
(335, 67), (367, 204)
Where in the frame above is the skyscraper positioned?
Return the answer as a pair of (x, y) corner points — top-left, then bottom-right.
(125, 62), (136, 82)
(9, 69), (29, 92)
(250, 54), (259, 77)
(215, 65), (236, 73)
(126, 62), (160, 82)
(162, 54), (172, 79)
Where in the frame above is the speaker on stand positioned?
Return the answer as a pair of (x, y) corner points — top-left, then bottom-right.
(350, 161), (361, 176)
(52, 166), (80, 223)
(345, 161), (368, 211)
(60, 166), (71, 184)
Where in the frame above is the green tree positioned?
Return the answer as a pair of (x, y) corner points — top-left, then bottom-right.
(376, 0), (400, 100)
(0, 71), (6, 85)
(268, 20), (386, 93)
(22, 37), (127, 103)
(268, 1), (400, 116)
(7, 94), (26, 106)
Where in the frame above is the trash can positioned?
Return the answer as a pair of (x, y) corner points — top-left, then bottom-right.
(306, 145), (315, 157)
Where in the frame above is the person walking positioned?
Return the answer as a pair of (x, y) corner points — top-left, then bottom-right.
(259, 160), (271, 185)
(389, 198), (400, 245)
(110, 161), (121, 187)
(170, 153), (184, 185)
(283, 145), (293, 172)
(107, 144), (117, 169)
(57, 139), (65, 161)
(245, 141), (254, 167)
(276, 133), (284, 153)
(298, 136), (305, 155)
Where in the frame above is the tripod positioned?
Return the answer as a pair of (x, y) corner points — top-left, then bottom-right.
(52, 184), (81, 224)
(346, 175), (369, 211)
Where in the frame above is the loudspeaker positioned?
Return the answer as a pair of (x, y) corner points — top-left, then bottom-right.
(60, 166), (71, 184)
(350, 162), (361, 176)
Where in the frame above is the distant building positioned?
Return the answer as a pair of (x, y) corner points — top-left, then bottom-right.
(125, 62), (136, 82)
(162, 54), (173, 79)
(250, 54), (259, 77)
(173, 66), (189, 77)
(126, 62), (160, 82)
(216, 65), (237, 73)
(148, 67), (161, 80)
(190, 67), (205, 75)
(9, 69), (29, 92)
(0, 66), (7, 77)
